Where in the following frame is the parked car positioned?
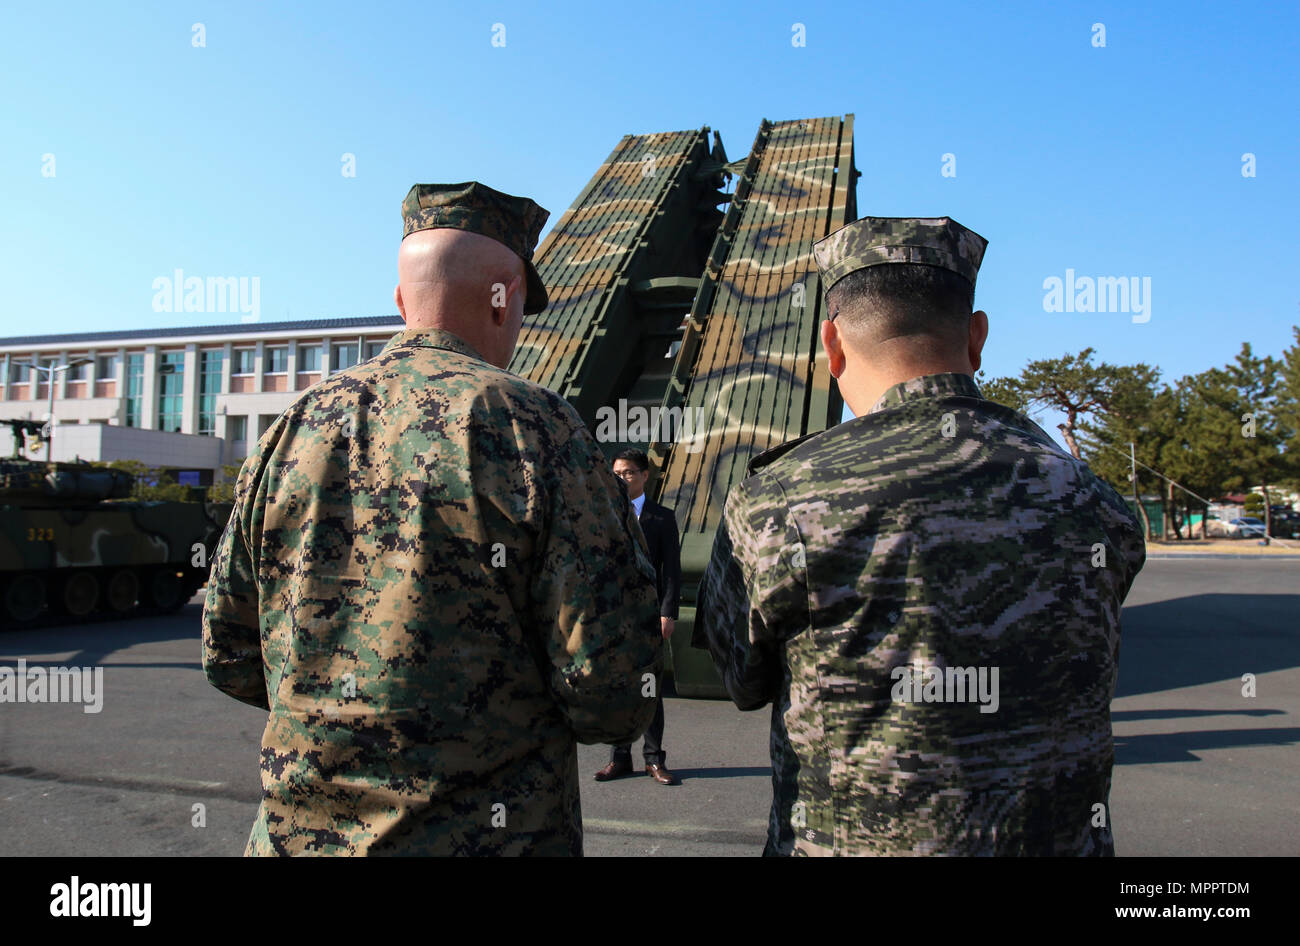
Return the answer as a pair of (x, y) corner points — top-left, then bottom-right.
(1228, 517), (1268, 538)
(1205, 515), (1235, 537)
(1268, 513), (1300, 539)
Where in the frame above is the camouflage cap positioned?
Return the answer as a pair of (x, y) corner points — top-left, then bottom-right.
(402, 181), (551, 315)
(812, 216), (988, 296)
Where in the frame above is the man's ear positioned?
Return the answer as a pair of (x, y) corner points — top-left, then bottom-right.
(820, 319), (846, 378)
(394, 284), (407, 322)
(968, 310), (989, 373)
(490, 274), (524, 327)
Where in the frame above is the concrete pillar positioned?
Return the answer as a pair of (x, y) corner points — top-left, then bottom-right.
(254, 340), (265, 393)
(221, 342), (233, 393)
(181, 343), (198, 434)
(57, 349), (70, 400)
(115, 347), (126, 422)
(141, 346), (159, 430)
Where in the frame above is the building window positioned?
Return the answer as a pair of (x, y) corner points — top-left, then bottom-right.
(10, 359), (32, 384)
(364, 340), (386, 360)
(298, 345), (322, 372)
(232, 349), (255, 375)
(96, 354), (119, 382)
(124, 354), (145, 427)
(157, 352), (185, 432)
(198, 349), (224, 436)
(264, 346), (288, 374)
(227, 415), (247, 443)
(67, 358), (89, 381)
(332, 343), (358, 371)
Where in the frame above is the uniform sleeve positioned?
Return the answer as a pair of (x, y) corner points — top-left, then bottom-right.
(529, 424), (664, 744)
(695, 476), (806, 710)
(1098, 479), (1148, 599)
(201, 491), (269, 710)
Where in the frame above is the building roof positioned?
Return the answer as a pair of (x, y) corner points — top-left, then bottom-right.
(0, 316), (404, 348)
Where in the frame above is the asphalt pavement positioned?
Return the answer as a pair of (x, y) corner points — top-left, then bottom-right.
(1, 557), (1296, 856)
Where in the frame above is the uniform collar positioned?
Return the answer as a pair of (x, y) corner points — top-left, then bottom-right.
(382, 328), (489, 364)
(747, 373), (985, 476)
(865, 372), (982, 415)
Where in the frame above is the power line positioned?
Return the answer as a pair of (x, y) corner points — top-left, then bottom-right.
(1077, 435), (1213, 505)
(1078, 434), (1298, 547)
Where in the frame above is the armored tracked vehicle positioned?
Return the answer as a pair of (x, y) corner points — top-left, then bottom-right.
(0, 421), (229, 627)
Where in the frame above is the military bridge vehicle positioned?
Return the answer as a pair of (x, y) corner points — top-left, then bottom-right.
(511, 115), (857, 695)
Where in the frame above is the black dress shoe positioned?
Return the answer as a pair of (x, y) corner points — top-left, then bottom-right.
(594, 759), (634, 781)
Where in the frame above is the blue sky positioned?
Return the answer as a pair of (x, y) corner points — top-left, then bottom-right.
(2, 1), (1297, 431)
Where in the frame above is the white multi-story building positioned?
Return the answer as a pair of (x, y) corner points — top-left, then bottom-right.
(0, 316), (404, 484)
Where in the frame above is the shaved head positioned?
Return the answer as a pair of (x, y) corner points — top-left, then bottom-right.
(395, 228), (528, 368)
(827, 264), (975, 354)
(819, 263), (989, 416)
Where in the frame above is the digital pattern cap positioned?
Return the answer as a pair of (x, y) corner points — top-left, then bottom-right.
(402, 181), (551, 315)
(812, 216), (988, 296)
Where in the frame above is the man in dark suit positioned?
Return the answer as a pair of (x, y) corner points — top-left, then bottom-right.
(595, 448), (681, 785)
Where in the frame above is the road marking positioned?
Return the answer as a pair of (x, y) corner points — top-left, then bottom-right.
(104, 771), (227, 790)
(0, 766), (249, 801)
(583, 816), (767, 845)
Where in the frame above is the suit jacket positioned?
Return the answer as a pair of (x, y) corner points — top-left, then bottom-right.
(637, 498), (681, 620)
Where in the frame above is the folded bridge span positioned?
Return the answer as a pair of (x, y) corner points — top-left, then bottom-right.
(508, 116), (858, 696)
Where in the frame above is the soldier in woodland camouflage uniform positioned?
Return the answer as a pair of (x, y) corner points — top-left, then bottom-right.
(695, 216), (1146, 856)
(203, 182), (663, 856)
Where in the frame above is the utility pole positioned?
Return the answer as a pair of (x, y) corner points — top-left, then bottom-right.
(1130, 441), (1146, 540)
(32, 357), (90, 463)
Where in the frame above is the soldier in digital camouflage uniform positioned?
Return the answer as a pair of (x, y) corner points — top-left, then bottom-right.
(202, 181), (663, 856)
(695, 216), (1146, 856)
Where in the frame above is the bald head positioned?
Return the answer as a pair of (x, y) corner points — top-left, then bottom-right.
(395, 228), (528, 368)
